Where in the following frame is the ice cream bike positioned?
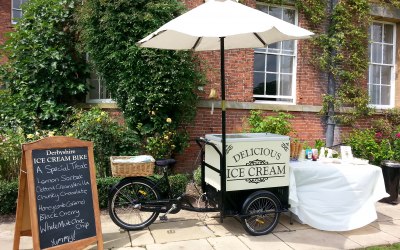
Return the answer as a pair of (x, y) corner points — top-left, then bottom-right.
(108, 132), (290, 236)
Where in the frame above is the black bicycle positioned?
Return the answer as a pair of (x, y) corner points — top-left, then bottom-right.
(108, 138), (288, 236)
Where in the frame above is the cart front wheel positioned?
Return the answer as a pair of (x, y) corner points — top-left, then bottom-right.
(241, 190), (281, 236)
(108, 178), (160, 230)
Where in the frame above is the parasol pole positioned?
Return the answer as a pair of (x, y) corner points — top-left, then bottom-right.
(220, 37), (226, 223)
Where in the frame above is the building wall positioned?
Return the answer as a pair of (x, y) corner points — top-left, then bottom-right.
(0, 0), (12, 63)
(0, 0), (395, 173)
(174, 0), (329, 172)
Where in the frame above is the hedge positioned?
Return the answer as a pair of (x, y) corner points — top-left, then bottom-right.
(0, 174), (189, 215)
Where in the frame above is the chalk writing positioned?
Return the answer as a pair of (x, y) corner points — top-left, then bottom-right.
(32, 147), (96, 249)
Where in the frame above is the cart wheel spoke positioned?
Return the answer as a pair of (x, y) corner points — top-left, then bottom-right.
(109, 178), (160, 230)
(241, 191), (281, 236)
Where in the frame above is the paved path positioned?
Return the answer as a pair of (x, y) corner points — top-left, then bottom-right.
(2, 202), (400, 250)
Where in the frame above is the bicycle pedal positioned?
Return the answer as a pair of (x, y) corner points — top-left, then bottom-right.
(159, 215), (168, 221)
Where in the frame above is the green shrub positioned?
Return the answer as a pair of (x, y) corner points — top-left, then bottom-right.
(0, 180), (18, 214)
(193, 166), (201, 186)
(96, 176), (121, 209)
(0, 90), (31, 133)
(0, 0), (88, 132)
(168, 174), (190, 197)
(247, 110), (294, 135)
(150, 173), (189, 198)
(385, 108), (400, 127)
(372, 118), (392, 138)
(344, 129), (394, 165)
(145, 127), (189, 159)
(0, 129), (24, 181)
(0, 127), (65, 181)
(65, 108), (141, 177)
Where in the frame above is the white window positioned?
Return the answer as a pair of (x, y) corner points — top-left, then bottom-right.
(253, 4), (297, 104)
(368, 21), (396, 108)
(86, 54), (113, 103)
(12, 0), (28, 24)
(86, 72), (113, 103)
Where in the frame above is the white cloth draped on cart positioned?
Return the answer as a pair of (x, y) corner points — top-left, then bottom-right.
(289, 161), (389, 231)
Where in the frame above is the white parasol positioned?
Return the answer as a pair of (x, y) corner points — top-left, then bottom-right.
(137, 0), (314, 219)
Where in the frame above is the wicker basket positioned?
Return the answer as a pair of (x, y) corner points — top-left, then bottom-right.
(110, 156), (155, 177)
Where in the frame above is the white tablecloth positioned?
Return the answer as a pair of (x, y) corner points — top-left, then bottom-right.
(289, 160), (388, 231)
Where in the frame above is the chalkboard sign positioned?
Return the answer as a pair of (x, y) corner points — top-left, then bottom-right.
(32, 147), (96, 249)
(13, 137), (103, 250)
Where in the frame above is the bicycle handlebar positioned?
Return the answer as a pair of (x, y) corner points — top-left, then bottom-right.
(196, 137), (222, 157)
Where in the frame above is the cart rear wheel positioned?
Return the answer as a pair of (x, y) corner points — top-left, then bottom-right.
(241, 190), (281, 236)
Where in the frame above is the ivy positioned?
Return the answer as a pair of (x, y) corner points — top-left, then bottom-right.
(323, 0), (373, 124)
(295, 0), (326, 27)
(0, 0), (88, 132)
(76, 0), (205, 157)
(261, 0), (400, 125)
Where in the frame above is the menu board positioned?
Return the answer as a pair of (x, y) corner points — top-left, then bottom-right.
(31, 147), (96, 248)
(13, 137), (103, 250)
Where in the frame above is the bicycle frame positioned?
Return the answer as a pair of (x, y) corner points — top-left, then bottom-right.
(111, 161), (220, 217)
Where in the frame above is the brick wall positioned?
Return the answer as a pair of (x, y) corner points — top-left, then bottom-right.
(0, 0), (376, 173)
(173, 0), (331, 172)
(0, 0), (12, 63)
(174, 109), (329, 173)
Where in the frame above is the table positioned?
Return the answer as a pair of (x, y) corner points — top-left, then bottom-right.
(289, 160), (388, 231)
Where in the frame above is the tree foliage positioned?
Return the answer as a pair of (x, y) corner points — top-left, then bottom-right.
(0, 0), (88, 132)
(76, 0), (204, 156)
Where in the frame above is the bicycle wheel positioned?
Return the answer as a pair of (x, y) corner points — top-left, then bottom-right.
(109, 178), (160, 230)
(241, 190), (281, 236)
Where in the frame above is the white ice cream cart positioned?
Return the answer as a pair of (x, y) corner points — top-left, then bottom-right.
(196, 133), (290, 235)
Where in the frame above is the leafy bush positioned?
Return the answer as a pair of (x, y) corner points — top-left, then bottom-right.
(168, 173), (190, 197)
(247, 110), (294, 135)
(150, 173), (190, 198)
(0, 108), (141, 180)
(0, 90), (31, 133)
(372, 118), (392, 138)
(0, 129), (24, 181)
(0, 180), (18, 214)
(193, 166), (201, 186)
(344, 129), (395, 165)
(145, 121), (189, 159)
(96, 176), (121, 209)
(65, 108), (141, 177)
(77, 0), (205, 157)
(0, 0), (88, 132)
(385, 108), (400, 127)
(0, 128), (64, 181)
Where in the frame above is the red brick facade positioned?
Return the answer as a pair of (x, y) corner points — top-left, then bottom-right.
(174, 0), (329, 172)
(0, 0), (12, 63)
(0, 0), (393, 173)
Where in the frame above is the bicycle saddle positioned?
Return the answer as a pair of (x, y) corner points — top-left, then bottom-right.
(155, 159), (176, 166)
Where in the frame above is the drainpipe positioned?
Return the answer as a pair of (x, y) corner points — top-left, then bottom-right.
(325, 0), (338, 148)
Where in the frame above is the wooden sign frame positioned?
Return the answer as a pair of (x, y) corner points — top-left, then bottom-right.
(13, 136), (103, 250)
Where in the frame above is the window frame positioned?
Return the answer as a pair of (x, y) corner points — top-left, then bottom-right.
(85, 73), (114, 104)
(11, 0), (27, 24)
(85, 54), (114, 104)
(253, 2), (298, 105)
(368, 20), (396, 109)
